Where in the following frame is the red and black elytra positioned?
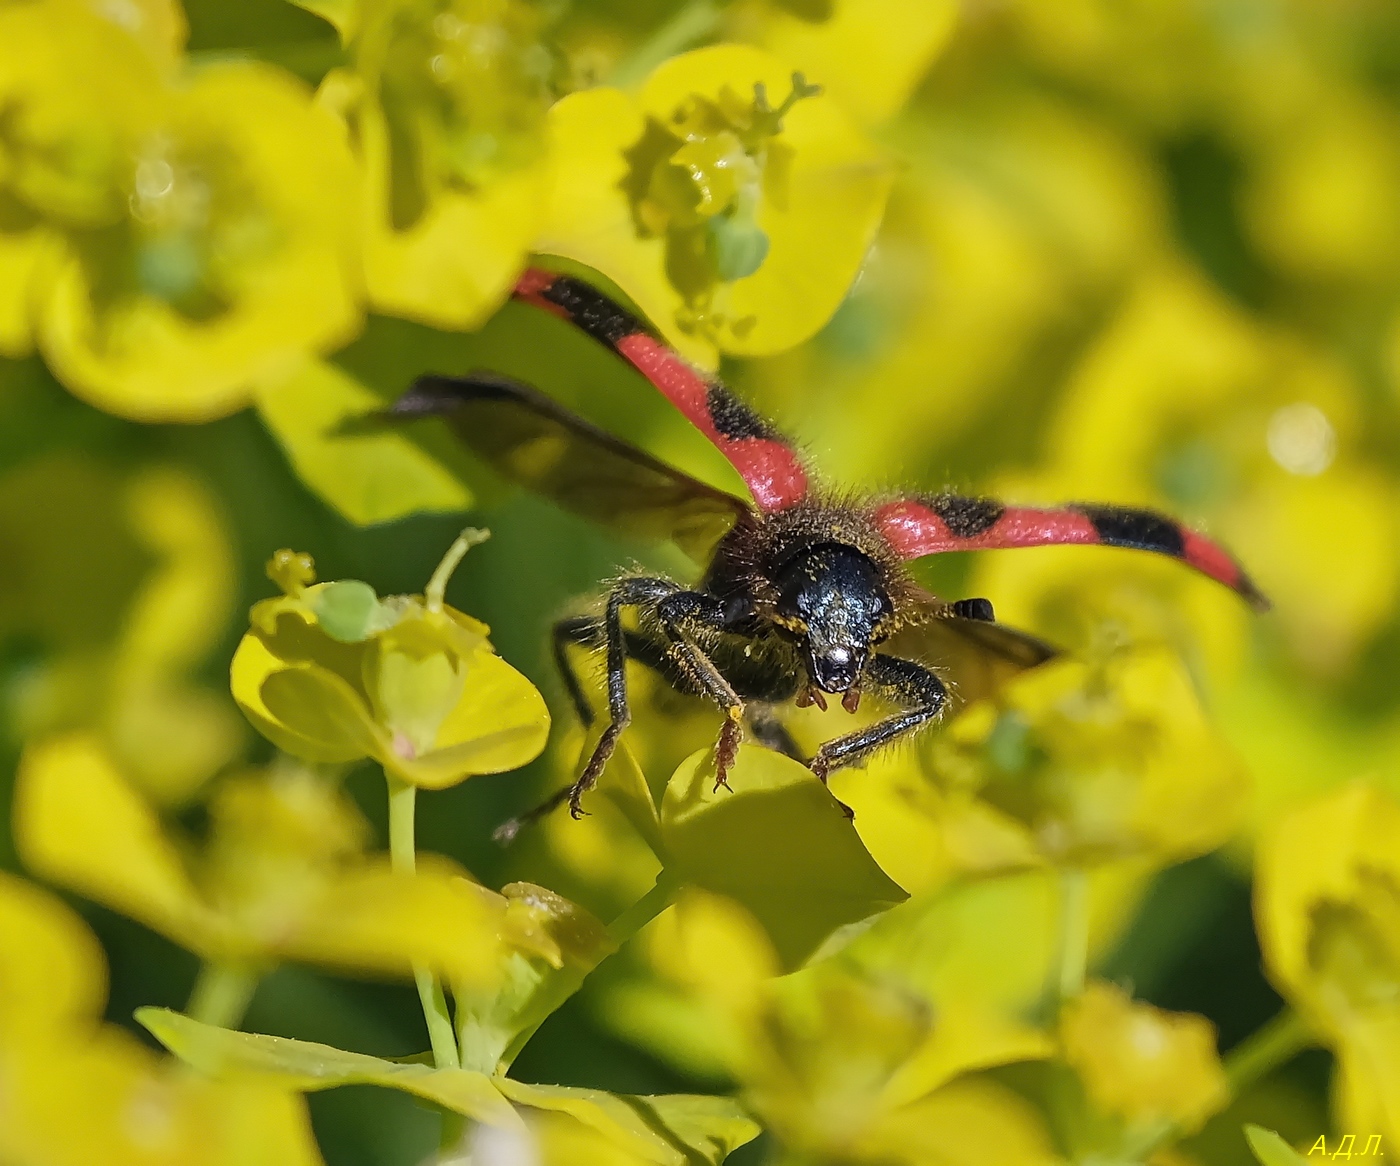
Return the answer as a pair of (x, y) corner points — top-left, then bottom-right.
(388, 267), (1268, 834)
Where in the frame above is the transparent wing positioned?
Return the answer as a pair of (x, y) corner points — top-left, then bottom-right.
(388, 372), (752, 563)
(881, 599), (1058, 712)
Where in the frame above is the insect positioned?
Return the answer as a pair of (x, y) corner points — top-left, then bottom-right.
(388, 269), (1268, 833)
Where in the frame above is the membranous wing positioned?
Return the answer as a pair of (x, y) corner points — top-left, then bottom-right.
(389, 372), (752, 563)
(881, 596), (1058, 713)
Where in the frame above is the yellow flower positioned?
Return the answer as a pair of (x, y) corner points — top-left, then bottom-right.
(14, 734), (518, 986)
(0, 0), (362, 419)
(38, 61), (362, 421)
(230, 540), (548, 789)
(1255, 782), (1400, 1152)
(1060, 980), (1228, 1134)
(634, 887), (1057, 1166)
(311, 0), (553, 329)
(0, 0), (161, 358)
(539, 44), (895, 367)
(845, 646), (1247, 875)
(0, 455), (244, 804)
(0, 871), (322, 1166)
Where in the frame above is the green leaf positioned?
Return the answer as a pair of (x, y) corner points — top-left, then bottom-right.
(138, 1008), (759, 1165)
(1244, 1125), (1311, 1166)
(136, 1008), (522, 1129)
(254, 358), (473, 527)
(661, 745), (906, 969)
(639, 1094), (764, 1165)
(494, 1080), (759, 1166)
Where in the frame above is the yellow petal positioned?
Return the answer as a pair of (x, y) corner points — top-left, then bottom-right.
(254, 357), (473, 527)
(0, 228), (52, 358)
(660, 745), (906, 969)
(229, 630), (380, 764)
(285, 860), (507, 988)
(383, 650), (550, 789)
(0, 870), (107, 1040)
(2, 1028), (324, 1166)
(13, 734), (214, 956)
(862, 1075), (1063, 1166)
(639, 45), (894, 357)
(537, 88), (713, 366)
(540, 45), (894, 363)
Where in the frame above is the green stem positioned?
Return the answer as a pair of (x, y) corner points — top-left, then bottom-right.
(1056, 868), (1091, 1004)
(608, 874), (681, 946)
(387, 777), (460, 1070)
(186, 961), (259, 1030)
(610, 0), (723, 88)
(1224, 1007), (1313, 1094)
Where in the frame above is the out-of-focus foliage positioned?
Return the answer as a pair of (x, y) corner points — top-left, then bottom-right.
(3, 0), (1400, 1164)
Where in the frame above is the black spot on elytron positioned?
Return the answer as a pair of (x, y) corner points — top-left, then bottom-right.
(1073, 504), (1185, 557)
(929, 494), (1005, 538)
(705, 383), (778, 441)
(541, 276), (642, 347)
(951, 597), (995, 622)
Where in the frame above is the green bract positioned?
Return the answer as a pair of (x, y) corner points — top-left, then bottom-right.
(230, 545), (548, 789)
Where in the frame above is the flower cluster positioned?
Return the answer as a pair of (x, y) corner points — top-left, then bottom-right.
(3, 1), (1399, 1165)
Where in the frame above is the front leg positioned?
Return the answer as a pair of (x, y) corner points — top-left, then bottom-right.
(654, 590), (748, 789)
(809, 654), (948, 817)
(563, 576), (681, 817)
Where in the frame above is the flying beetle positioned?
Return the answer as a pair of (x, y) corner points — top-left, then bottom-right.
(387, 269), (1269, 832)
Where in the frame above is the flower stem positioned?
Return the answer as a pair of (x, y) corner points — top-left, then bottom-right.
(425, 527), (490, 613)
(608, 874), (681, 946)
(387, 776), (460, 1070)
(1224, 1007), (1313, 1094)
(610, 0), (723, 88)
(186, 961), (259, 1030)
(1056, 867), (1091, 1004)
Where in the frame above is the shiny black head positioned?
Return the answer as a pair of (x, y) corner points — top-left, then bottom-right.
(773, 542), (892, 693)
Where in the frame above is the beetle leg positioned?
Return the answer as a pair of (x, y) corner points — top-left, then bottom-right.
(808, 654), (948, 818)
(654, 590), (747, 791)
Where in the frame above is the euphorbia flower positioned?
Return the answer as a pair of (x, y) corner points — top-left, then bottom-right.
(0, 871), (322, 1166)
(0, 0), (361, 420)
(1255, 783), (1400, 1152)
(1059, 980), (1228, 1139)
(837, 644), (1247, 877)
(539, 44), (895, 366)
(306, 0), (554, 329)
(230, 539), (548, 789)
(14, 734), (530, 987)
